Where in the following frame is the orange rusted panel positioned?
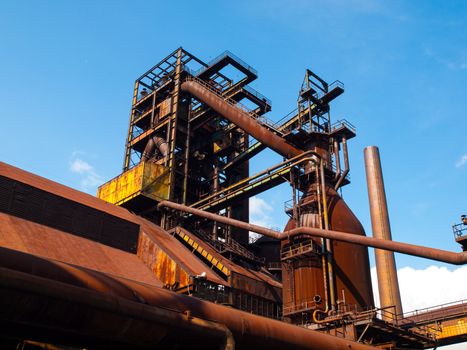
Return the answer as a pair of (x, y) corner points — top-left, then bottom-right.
(137, 231), (191, 288)
(0, 212), (162, 287)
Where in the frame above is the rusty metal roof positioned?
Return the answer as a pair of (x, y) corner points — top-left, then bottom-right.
(0, 212), (163, 287)
(0, 162), (228, 286)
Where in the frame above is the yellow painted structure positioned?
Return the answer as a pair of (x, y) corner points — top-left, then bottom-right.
(435, 318), (467, 340)
(97, 161), (169, 205)
(173, 227), (230, 277)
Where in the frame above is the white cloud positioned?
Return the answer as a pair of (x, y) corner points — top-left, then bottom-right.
(70, 158), (93, 174)
(371, 266), (467, 349)
(371, 265), (467, 312)
(455, 154), (467, 168)
(249, 196), (276, 242)
(250, 196), (273, 226)
(69, 155), (103, 193)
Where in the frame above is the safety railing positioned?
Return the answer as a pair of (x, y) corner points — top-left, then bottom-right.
(357, 305), (439, 340)
(190, 226), (264, 264)
(452, 223), (467, 239)
(283, 299), (319, 316)
(331, 119), (356, 134)
(304, 80), (344, 101)
(194, 50), (258, 77)
(185, 76), (282, 133)
(243, 85), (272, 106)
(401, 299), (467, 323)
(266, 262), (282, 270)
(281, 240), (322, 261)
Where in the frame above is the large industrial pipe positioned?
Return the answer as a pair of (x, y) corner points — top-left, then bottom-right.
(364, 146), (403, 319)
(0, 247), (377, 350)
(158, 201), (467, 265)
(181, 79), (303, 159)
(141, 136), (169, 162)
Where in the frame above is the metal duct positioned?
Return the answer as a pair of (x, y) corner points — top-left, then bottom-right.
(0, 247), (378, 350)
(181, 80), (303, 159)
(141, 136), (168, 162)
(158, 201), (467, 265)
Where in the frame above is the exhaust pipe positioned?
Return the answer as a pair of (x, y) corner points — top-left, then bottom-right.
(364, 146), (403, 319)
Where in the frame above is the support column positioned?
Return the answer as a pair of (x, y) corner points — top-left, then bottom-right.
(364, 146), (403, 320)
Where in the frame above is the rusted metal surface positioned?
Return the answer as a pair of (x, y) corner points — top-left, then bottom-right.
(0, 212), (162, 287)
(173, 227), (282, 291)
(137, 230), (194, 288)
(327, 186), (374, 309)
(0, 247), (378, 350)
(0, 162), (263, 291)
(364, 146), (403, 318)
(138, 220), (226, 287)
(0, 174), (140, 253)
(0, 161), (285, 302)
(0, 161), (137, 223)
(181, 80), (303, 159)
(158, 201), (467, 265)
(281, 186), (374, 314)
(141, 136), (168, 162)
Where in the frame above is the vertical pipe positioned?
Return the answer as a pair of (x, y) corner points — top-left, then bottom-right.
(150, 89), (157, 128)
(212, 159), (219, 240)
(364, 146), (403, 320)
(320, 160), (336, 309)
(182, 117), (191, 205)
(315, 166), (329, 311)
(333, 139), (341, 180)
(342, 136), (349, 171)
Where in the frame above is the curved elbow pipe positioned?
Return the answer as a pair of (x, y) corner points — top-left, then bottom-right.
(142, 136), (168, 162)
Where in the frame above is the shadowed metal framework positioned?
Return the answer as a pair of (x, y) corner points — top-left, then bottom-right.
(96, 48), (467, 349)
(0, 47), (465, 350)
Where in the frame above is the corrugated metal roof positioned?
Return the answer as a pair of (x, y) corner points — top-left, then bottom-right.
(0, 161), (281, 293)
(0, 212), (162, 287)
(0, 162), (227, 286)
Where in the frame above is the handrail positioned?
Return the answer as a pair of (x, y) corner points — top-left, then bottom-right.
(194, 50), (258, 77)
(281, 240), (322, 260)
(331, 119), (356, 134)
(452, 222), (467, 238)
(401, 298), (467, 320)
(185, 77), (281, 133)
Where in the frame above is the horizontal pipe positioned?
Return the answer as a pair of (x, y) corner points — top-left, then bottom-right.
(0, 247), (377, 350)
(0, 268), (232, 349)
(181, 79), (303, 159)
(158, 201), (467, 265)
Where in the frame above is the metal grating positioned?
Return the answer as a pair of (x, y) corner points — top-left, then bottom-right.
(0, 175), (139, 253)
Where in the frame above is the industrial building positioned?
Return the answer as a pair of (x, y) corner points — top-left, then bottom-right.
(0, 48), (465, 349)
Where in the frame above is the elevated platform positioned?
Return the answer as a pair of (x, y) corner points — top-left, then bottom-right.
(399, 299), (467, 346)
(197, 50), (258, 85)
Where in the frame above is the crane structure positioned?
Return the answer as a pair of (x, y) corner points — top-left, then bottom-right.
(0, 47), (465, 350)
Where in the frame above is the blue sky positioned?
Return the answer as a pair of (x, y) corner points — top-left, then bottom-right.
(1, 1), (466, 318)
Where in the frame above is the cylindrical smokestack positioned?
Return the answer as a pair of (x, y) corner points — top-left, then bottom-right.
(364, 146), (403, 320)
